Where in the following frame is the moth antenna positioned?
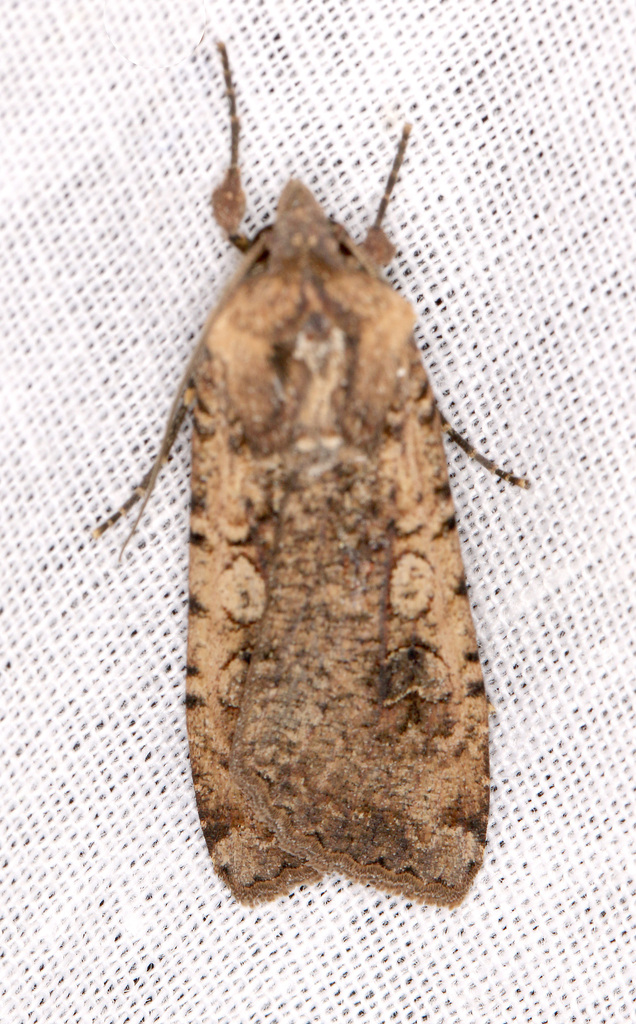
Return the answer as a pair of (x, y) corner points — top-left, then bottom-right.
(218, 41), (240, 172)
(373, 123), (411, 230)
(360, 124), (411, 267)
(212, 42), (248, 247)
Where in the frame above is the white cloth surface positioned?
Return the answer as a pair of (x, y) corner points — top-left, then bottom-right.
(1, 1), (635, 1021)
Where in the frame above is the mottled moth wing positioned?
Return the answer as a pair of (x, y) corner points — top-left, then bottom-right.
(186, 277), (321, 900)
(186, 244), (489, 905)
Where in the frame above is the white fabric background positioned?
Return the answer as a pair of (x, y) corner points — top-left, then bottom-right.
(1, 1), (634, 1021)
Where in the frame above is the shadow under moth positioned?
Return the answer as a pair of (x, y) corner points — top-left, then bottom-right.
(96, 44), (527, 906)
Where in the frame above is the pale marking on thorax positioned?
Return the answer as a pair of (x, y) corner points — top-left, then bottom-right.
(293, 327), (347, 456)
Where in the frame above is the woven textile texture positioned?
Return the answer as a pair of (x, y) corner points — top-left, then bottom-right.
(2, 1), (635, 1021)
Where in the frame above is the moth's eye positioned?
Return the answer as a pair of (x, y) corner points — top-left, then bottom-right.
(270, 341), (293, 379)
(304, 311), (331, 337)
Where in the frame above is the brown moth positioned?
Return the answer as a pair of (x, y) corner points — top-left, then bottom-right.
(96, 44), (527, 906)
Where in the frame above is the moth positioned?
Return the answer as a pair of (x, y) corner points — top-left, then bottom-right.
(96, 44), (527, 906)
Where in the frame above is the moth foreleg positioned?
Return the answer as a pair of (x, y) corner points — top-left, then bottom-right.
(92, 386), (195, 542)
(439, 411), (530, 488)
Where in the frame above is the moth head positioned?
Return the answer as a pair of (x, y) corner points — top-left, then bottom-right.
(269, 179), (343, 271)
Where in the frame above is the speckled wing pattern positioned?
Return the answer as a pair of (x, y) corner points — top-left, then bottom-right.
(186, 248), (488, 906)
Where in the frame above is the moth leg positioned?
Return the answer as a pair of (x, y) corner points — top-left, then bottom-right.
(93, 386), (196, 542)
(211, 42), (249, 250)
(95, 222), (271, 554)
(439, 411), (530, 488)
(360, 123), (412, 267)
